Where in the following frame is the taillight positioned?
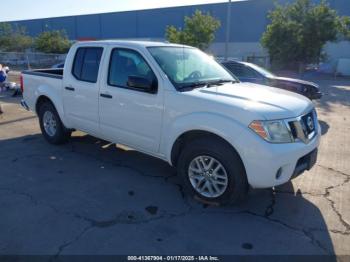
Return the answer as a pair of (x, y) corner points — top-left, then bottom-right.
(20, 74), (24, 93)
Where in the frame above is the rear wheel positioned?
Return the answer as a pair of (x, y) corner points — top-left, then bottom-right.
(177, 136), (248, 205)
(38, 102), (71, 144)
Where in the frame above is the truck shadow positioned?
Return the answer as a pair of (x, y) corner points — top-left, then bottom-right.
(319, 120), (330, 136)
(0, 133), (336, 256)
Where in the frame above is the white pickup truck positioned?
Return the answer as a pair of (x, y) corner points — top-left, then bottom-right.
(21, 40), (320, 205)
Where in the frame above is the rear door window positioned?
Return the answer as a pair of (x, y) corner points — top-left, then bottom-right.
(72, 47), (103, 83)
(72, 49), (84, 79)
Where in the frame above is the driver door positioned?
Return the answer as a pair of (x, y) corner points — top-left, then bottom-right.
(99, 48), (163, 154)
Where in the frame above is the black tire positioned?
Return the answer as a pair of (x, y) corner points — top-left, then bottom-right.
(177, 136), (248, 206)
(38, 102), (71, 144)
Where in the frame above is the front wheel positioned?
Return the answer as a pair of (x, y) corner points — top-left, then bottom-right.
(38, 102), (71, 144)
(177, 136), (248, 205)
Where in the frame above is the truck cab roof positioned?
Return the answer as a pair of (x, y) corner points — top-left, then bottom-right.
(74, 40), (190, 49)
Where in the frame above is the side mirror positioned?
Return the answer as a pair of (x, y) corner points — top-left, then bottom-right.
(127, 76), (157, 93)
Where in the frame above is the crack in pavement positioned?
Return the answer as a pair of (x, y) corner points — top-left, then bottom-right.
(274, 164), (350, 236)
(242, 210), (330, 254)
(2, 144), (349, 255)
(275, 164), (350, 198)
(52, 206), (196, 256)
(0, 187), (193, 256)
(0, 188), (39, 205)
(261, 189), (350, 237)
(0, 186), (334, 255)
(268, 192), (350, 238)
(318, 165), (350, 179)
(302, 229), (330, 254)
(264, 188), (276, 217)
(318, 165), (350, 233)
(243, 163), (350, 253)
(324, 186), (350, 233)
(52, 225), (91, 260)
(54, 206), (335, 256)
(313, 228), (350, 236)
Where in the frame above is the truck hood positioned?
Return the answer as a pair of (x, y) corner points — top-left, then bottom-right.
(190, 82), (313, 120)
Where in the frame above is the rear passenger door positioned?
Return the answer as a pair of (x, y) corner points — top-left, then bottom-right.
(63, 47), (103, 135)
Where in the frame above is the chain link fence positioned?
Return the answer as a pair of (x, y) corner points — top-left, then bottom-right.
(0, 52), (66, 71)
(1, 50), (270, 72)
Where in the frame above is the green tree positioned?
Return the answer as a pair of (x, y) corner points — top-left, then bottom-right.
(261, 0), (350, 70)
(339, 16), (350, 40)
(35, 30), (71, 54)
(0, 23), (33, 52)
(166, 10), (221, 50)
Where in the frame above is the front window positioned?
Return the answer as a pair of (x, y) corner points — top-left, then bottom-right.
(108, 48), (157, 91)
(148, 46), (236, 89)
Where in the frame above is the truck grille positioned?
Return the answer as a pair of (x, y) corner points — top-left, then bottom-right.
(287, 109), (318, 143)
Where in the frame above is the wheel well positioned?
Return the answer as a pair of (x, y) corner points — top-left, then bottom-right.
(35, 96), (53, 114)
(170, 130), (243, 168)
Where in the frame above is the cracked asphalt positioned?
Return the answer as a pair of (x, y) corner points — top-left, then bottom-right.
(0, 77), (349, 256)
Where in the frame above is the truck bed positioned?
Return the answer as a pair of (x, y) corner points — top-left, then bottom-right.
(22, 68), (63, 79)
(21, 68), (64, 114)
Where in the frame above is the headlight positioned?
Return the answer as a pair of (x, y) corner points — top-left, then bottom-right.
(249, 120), (293, 143)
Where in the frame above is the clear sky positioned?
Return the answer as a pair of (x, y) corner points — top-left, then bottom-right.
(0, 0), (246, 22)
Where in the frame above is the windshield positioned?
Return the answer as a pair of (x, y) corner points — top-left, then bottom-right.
(148, 46), (236, 89)
(247, 63), (275, 78)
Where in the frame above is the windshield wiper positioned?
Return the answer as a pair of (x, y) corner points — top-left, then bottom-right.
(206, 79), (235, 87)
(178, 79), (235, 91)
(178, 81), (208, 90)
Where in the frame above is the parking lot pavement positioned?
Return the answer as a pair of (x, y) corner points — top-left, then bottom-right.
(0, 79), (349, 256)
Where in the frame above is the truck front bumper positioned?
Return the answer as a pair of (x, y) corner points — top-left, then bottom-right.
(237, 125), (321, 188)
(291, 148), (318, 179)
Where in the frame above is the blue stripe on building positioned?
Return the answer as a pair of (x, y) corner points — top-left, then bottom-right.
(9, 0), (350, 43)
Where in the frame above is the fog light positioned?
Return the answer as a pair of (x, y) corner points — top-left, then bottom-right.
(276, 168), (283, 179)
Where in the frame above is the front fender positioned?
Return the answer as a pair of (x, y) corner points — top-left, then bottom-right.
(162, 112), (249, 166)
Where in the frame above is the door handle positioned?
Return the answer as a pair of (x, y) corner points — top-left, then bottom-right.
(100, 93), (113, 99)
(65, 86), (75, 91)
